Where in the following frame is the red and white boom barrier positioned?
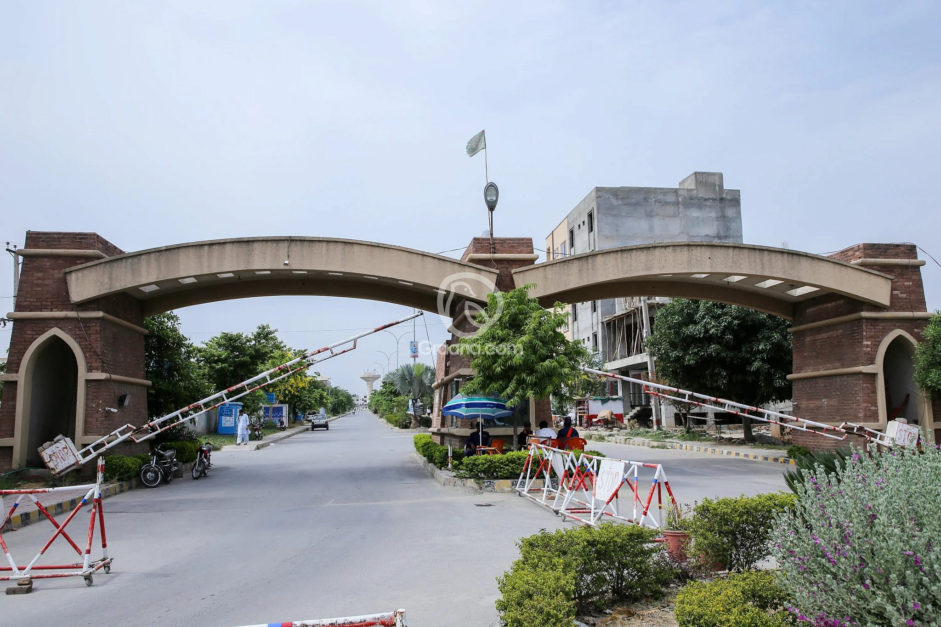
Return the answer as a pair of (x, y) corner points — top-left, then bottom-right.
(515, 443), (679, 528)
(237, 608), (407, 627)
(39, 312), (423, 475)
(582, 367), (901, 447)
(0, 457), (112, 590)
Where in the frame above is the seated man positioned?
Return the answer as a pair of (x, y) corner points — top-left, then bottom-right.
(534, 420), (555, 443)
(463, 422), (492, 456)
(557, 417), (579, 442)
(516, 424), (534, 449)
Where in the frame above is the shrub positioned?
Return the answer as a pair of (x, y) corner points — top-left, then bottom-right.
(104, 454), (143, 481)
(456, 451), (528, 479)
(496, 557), (576, 627)
(674, 570), (793, 626)
(771, 446), (941, 626)
(498, 524), (672, 618)
(783, 448), (851, 495)
(412, 433), (462, 468)
(688, 493), (796, 571)
(786, 445), (810, 459)
(161, 440), (198, 464)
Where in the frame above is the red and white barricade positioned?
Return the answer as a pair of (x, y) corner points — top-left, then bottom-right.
(515, 443), (679, 528)
(0, 456), (112, 589)
(237, 608), (407, 627)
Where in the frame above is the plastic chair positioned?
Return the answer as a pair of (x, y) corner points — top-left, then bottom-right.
(490, 439), (505, 454)
(563, 438), (587, 451)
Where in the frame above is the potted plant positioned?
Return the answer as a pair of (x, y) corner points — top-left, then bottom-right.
(661, 503), (692, 562)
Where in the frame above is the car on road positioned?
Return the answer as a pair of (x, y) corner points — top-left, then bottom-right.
(307, 413), (329, 431)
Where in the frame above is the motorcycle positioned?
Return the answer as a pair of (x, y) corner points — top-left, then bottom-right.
(140, 445), (179, 488)
(191, 441), (212, 480)
(250, 418), (264, 441)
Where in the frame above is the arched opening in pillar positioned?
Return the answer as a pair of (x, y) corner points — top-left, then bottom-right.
(25, 336), (78, 466)
(880, 334), (922, 427)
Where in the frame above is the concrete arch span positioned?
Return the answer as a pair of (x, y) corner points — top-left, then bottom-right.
(513, 242), (894, 319)
(64, 237), (500, 316)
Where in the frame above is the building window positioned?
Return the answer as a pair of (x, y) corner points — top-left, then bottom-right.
(572, 304), (577, 321)
(591, 300), (597, 313)
(560, 242), (566, 257)
(592, 332), (598, 351)
(588, 211), (594, 233)
(569, 228), (574, 252)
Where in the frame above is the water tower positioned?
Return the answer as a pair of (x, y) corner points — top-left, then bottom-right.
(360, 370), (381, 398)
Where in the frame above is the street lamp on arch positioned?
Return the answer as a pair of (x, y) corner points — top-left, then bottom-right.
(484, 182), (499, 253)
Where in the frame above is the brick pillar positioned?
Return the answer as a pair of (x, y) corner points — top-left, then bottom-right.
(789, 243), (934, 449)
(0, 232), (148, 470)
(431, 237), (547, 448)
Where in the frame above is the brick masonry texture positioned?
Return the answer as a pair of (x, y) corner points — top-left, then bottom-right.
(1, 233), (148, 469)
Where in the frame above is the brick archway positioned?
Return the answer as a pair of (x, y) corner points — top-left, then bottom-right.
(0, 233), (935, 469)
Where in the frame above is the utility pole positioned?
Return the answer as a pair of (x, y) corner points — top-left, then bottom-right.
(5, 242), (19, 308)
(640, 297), (662, 430)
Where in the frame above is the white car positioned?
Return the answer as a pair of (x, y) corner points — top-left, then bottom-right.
(307, 413), (329, 431)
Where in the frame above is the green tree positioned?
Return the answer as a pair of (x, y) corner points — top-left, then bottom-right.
(391, 363), (435, 428)
(456, 286), (592, 440)
(914, 311), (941, 397)
(144, 313), (210, 419)
(368, 376), (403, 417)
(325, 385), (355, 415)
(645, 299), (792, 442)
(197, 325), (290, 415)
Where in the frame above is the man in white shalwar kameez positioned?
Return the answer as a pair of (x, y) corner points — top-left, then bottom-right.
(236, 411), (250, 445)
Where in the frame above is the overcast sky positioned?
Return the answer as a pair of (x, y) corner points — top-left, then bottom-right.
(2, 1), (940, 395)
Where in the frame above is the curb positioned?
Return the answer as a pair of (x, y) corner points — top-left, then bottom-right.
(583, 433), (796, 465)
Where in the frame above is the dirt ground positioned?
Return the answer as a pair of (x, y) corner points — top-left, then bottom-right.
(578, 590), (679, 627)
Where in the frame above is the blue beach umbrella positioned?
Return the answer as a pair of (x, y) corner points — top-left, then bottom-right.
(443, 394), (514, 448)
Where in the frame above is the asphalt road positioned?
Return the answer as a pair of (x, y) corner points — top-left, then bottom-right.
(1, 410), (788, 626)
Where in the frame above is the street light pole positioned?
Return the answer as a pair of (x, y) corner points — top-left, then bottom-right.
(382, 329), (411, 369)
(376, 350), (393, 373)
(5, 243), (20, 308)
(484, 182), (499, 255)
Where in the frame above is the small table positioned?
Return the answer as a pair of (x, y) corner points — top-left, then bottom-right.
(475, 446), (499, 456)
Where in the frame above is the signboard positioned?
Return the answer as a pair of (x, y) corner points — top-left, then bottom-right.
(594, 459), (627, 503)
(886, 420), (920, 448)
(265, 392), (276, 404)
(38, 435), (82, 475)
(409, 340), (418, 359)
(263, 404), (289, 425)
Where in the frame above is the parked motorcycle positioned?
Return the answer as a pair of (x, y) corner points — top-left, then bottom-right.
(250, 418), (264, 441)
(140, 445), (179, 488)
(191, 441), (212, 479)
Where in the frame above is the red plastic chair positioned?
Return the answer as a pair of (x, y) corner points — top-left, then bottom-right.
(563, 438), (587, 451)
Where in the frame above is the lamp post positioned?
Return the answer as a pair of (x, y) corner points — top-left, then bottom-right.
(382, 329), (411, 369)
(484, 182), (499, 254)
(376, 350), (393, 373)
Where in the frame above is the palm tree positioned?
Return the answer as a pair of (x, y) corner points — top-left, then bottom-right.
(391, 363), (435, 428)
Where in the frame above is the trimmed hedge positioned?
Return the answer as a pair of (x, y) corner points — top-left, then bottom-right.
(497, 524), (673, 623)
(104, 454), (143, 481)
(687, 493), (796, 572)
(413, 434), (463, 468)
(457, 451), (528, 479)
(161, 440), (198, 464)
(674, 570), (793, 626)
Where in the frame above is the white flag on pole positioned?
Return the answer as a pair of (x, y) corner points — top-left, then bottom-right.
(466, 130), (486, 157)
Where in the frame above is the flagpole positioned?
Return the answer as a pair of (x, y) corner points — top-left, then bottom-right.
(484, 146), (489, 185)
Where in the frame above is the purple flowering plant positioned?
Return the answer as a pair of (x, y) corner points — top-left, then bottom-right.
(771, 445), (940, 626)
